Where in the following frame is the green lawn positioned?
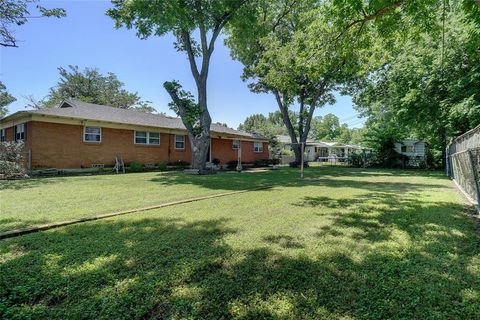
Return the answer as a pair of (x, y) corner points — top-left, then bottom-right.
(0, 169), (298, 232)
(1, 167), (479, 319)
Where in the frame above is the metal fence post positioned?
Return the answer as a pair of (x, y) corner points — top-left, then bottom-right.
(468, 149), (480, 213)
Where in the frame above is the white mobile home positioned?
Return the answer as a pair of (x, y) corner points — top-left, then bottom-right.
(394, 140), (427, 167)
(394, 140), (426, 158)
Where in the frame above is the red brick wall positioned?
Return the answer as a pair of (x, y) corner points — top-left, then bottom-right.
(210, 139), (268, 164)
(3, 122), (32, 149)
(3, 121), (268, 168)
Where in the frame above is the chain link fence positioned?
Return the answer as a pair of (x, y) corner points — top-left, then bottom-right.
(446, 125), (480, 212)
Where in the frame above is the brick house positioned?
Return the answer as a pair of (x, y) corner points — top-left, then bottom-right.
(0, 100), (269, 169)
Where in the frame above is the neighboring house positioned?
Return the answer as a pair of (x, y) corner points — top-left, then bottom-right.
(0, 100), (269, 169)
(276, 135), (368, 163)
(394, 139), (427, 167)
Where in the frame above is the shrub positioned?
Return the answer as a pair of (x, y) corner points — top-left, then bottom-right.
(0, 141), (28, 179)
(157, 162), (167, 171)
(227, 160), (239, 169)
(253, 159), (269, 167)
(289, 161), (309, 168)
(281, 148), (294, 156)
(129, 161), (144, 172)
(269, 158), (280, 165)
(212, 158), (221, 165)
(168, 160), (190, 168)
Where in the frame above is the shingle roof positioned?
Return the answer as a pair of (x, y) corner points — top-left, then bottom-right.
(18, 100), (265, 140)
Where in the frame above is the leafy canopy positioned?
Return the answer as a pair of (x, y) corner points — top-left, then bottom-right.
(238, 111), (292, 138)
(352, 7), (480, 164)
(36, 65), (155, 112)
(0, 82), (16, 117)
(0, 0), (66, 47)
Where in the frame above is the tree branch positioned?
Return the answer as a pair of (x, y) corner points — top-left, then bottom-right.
(180, 30), (201, 85)
(195, 0), (208, 55)
(0, 42), (17, 47)
(335, 0), (405, 43)
(271, 0), (298, 31)
(164, 83), (194, 133)
(274, 89), (298, 143)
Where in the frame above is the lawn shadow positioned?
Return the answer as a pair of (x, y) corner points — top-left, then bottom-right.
(0, 218), (52, 233)
(0, 177), (66, 191)
(149, 167), (449, 192)
(1, 199), (479, 319)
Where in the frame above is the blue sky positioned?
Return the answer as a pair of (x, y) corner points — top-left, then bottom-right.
(0, 0), (365, 129)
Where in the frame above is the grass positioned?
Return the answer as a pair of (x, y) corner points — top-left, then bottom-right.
(0, 169), (294, 232)
(1, 167), (479, 319)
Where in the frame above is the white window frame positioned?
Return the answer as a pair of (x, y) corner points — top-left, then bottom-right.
(134, 131), (161, 145)
(254, 142), (263, 153)
(175, 135), (185, 150)
(0, 128), (5, 142)
(232, 139), (240, 150)
(83, 126), (102, 143)
(15, 123), (26, 141)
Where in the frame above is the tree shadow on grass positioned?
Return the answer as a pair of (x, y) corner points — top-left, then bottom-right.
(150, 167), (449, 193)
(0, 177), (66, 191)
(0, 218), (52, 233)
(1, 198), (479, 319)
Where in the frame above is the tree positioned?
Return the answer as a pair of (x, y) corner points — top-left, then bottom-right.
(352, 8), (480, 167)
(36, 65), (154, 112)
(238, 111), (291, 138)
(0, 0), (65, 47)
(107, 0), (253, 170)
(310, 114), (342, 142)
(0, 82), (16, 117)
(226, 0), (425, 162)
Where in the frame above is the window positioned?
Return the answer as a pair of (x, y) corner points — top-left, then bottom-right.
(401, 145), (414, 153)
(0, 129), (5, 142)
(14, 123), (25, 141)
(232, 139), (240, 150)
(135, 131), (160, 145)
(83, 126), (101, 143)
(175, 135), (185, 149)
(254, 142), (263, 153)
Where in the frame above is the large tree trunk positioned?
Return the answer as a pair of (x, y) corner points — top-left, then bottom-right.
(191, 81), (211, 171)
(189, 131), (210, 170)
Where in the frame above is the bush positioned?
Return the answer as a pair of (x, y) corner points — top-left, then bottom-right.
(226, 160), (238, 169)
(269, 158), (280, 165)
(347, 152), (377, 168)
(129, 161), (144, 172)
(212, 158), (221, 165)
(157, 162), (167, 171)
(281, 148), (294, 156)
(168, 160), (190, 168)
(289, 161), (309, 168)
(253, 159), (269, 167)
(0, 141), (28, 179)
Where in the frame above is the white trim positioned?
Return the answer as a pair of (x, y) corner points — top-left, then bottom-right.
(83, 126), (102, 143)
(254, 141), (263, 153)
(14, 123), (26, 141)
(174, 134), (185, 150)
(232, 139), (240, 150)
(134, 130), (160, 145)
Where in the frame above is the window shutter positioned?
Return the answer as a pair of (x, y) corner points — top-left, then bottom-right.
(14, 125), (17, 141)
(24, 123), (27, 140)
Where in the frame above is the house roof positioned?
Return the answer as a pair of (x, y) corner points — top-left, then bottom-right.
(2, 100), (266, 140)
